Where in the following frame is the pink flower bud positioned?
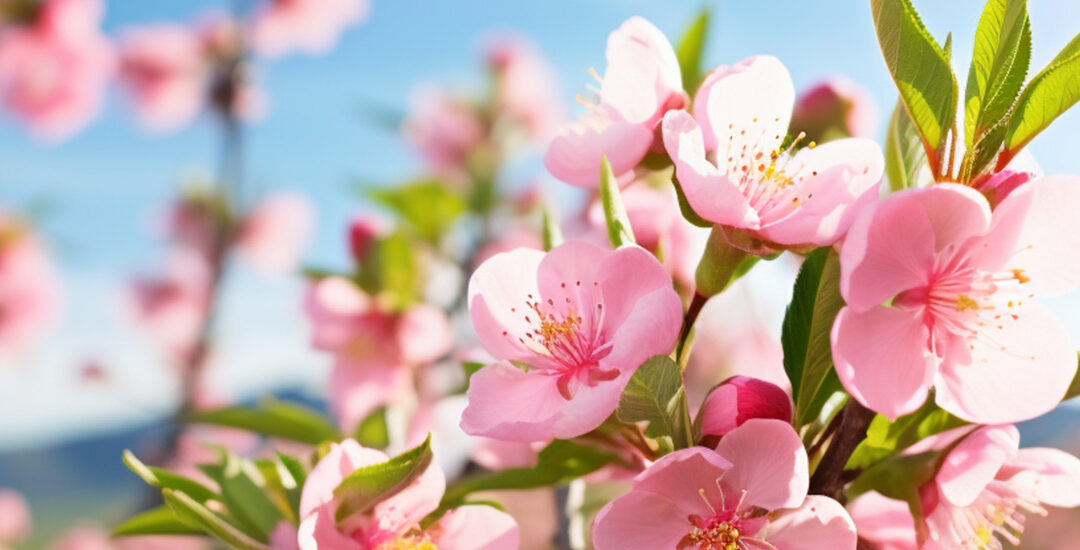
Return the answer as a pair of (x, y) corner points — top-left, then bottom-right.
(697, 375), (792, 443)
(972, 169), (1035, 208)
(347, 213), (388, 264)
(790, 76), (877, 141)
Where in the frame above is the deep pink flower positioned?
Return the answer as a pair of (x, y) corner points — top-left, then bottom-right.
(592, 419), (856, 549)
(790, 76), (877, 141)
(462, 241), (681, 441)
(487, 34), (565, 142)
(117, 23), (206, 132)
(697, 375), (792, 442)
(130, 250), (210, 362)
(297, 439), (519, 549)
(401, 85), (485, 174)
(0, 0), (113, 140)
(662, 55), (883, 252)
(0, 215), (60, 359)
(0, 488), (30, 545)
(252, 0), (369, 59)
(236, 192), (314, 275)
(544, 17), (685, 187)
(851, 425), (1080, 549)
(305, 276), (452, 431)
(348, 213), (389, 264)
(832, 179), (1080, 422)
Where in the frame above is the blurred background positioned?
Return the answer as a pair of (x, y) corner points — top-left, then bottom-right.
(1, 0), (1080, 547)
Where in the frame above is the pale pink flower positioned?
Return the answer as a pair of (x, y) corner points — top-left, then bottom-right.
(117, 23), (207, 132)
(0, 488), (30, 545)
(462, 241), (681, 441)
(663, 55), (883, 252)
(544, 17), (685, 187)
(305, 276), (452, 431)
(790, 76), (877, 141)
(402, 84), (485, 174)
(0, 216), (60, 358)
(130, 250), (210, 362)
(697, 375), (792, 443)
(592, 419), (857, 549)
(0, 0), (113, 140)
(253, 0), (368, 59)
(51, 524), (206, 550)
(486, 34), (565, 142)
(853, 425), (1080, 549)
(832, 179), (1080, 422)
(472, 229), (541, 270)
(236, 192), (314, 274)
(297, 439), (520, 549)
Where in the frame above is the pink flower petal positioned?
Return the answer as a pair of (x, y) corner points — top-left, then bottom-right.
(299, 439), (388, 518)
(1006, 447), (1080, 508)
(935, 425), (1020, 507)
(847, 492), (918, 550)
(459, 361), (564, 441)
(661, 109), (759, 228)
(831, 305), (936, 419)
(542, 112), (654, 187)
(591, 491), (693, 550)
(631, 446), (733, 517)
(601, 17), (681, 123)
(397, 304), (452, 365)
(429, 505), (520, 550)
(693, 55), (793, 156)
(713, 418), (809, 511)
(934, 300), (1076, 424)
(756, 495), (857, 550)
(468, 248), (546, 363)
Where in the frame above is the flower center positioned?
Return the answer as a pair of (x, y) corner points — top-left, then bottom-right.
(952, 481), (1047, 549)
(374, 535), (437, 550)
(678, 486), (767, 550)
(716, 125), (826, 219)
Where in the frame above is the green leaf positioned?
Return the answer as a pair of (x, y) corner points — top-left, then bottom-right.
(333, 434), (434, 523)
(847, 396), (967, 470)
(616, 355), (694, 453)
(541, 205), (563, 251)
(123, 450), (218, 504)
(1003, 31), (1080, 158)
(216, 453), (285, 539)
(964, 0), (1031, 148)
(113, 506), (204, 537)
(440, 440), (614, 505)
(884, 99), (929, 191)
(672, 175), (712, 228)
(676, 8), (710, 93)
(368, 181), (465, 244)
(781, 248), (846, 427)
(162, 489), (270, 550)
(276, 451), (307, 518)
(599, 156), (636, 247)
(188, 399), (342, 445)
(871, 0), (959, 174)
(354, 407), (390, 450)
(359, 231), (419, 309)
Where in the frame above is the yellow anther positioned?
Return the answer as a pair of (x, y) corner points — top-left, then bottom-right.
(956, 295), (980, 312)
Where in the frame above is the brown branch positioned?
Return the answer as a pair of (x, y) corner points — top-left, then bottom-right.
(808, 399), (875, 500)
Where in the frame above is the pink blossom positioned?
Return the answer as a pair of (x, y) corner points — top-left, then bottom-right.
(117, 24), (206, 132)
(348, 213), (389, 264)
(0, 216), (60, 359)
(402, 85), (485, 174)
(252, 0), (369, 59)
(790, 76), (877, 141)
(697, 375), (792, 443)
(305, 276), (452, 431)
(461, 241), (681, 441)
(236, 192), (314, 274)
(130, 250), (210, 362)
(662, 56), (883, 252)
(832, 178), (1080, 422)
(544, 17), (685, 187)
(0, 488), (30, 545)
(0, 0), (113, 140)
(486, 34), (565, 141)
(592, 419), (856, 549)
(297, 439), (520, 549)
(472, 229), (541, 270)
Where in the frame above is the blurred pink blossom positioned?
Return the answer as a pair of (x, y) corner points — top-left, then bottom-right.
(296, 439), (519, 549)
(592, 419), (856, 549)
(130, 250), (210, 362)
(117, 23), (207, 132)
(472, 229), (541, 269)
(0, 0), (113, 140)
(50, 524), (207, 550)
(0, 215), (61, 359)
(833, 179), (1080, 423)
(402, 84), (485, 174)
(462, 241), (681, 441)
(253, 0), (369, 59)
(544, 17), (685, 187)
(790, 76), (877, 141)
(347, 212), (389, 264)
(0, 488), (30, 546)
(236, 192), (314, 275)
(487, 34), (565, 142)
(663, 55), (883, 253)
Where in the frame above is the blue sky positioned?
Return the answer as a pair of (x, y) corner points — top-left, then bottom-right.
(2, 0), (1080, 449)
